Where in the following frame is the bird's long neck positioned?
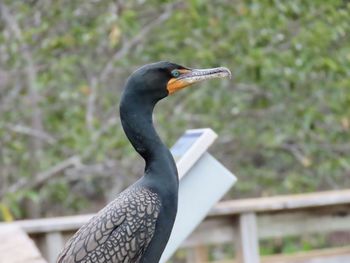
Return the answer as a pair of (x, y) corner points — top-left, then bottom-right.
(120, 92), (178, 182)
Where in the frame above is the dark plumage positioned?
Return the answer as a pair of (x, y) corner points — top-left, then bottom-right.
(57, 62), (231, 263)
(57, 187), (161, 262)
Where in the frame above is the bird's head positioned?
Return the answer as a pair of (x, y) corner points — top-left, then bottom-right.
(123, 61), (231, 103)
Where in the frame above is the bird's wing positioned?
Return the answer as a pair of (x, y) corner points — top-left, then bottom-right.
(57, 186), (161, 263)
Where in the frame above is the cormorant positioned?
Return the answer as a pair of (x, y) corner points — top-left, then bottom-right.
(57, 61), (231, 263)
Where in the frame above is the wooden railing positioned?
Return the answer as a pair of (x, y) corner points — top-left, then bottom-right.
(1, 189), (350, 263)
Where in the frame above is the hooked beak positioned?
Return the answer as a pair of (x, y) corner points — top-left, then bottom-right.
(167, 67), (231, 94)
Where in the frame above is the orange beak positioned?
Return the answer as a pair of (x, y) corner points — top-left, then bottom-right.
(167, 67), (231, 94)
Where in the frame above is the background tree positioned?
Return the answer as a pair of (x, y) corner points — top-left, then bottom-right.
(0, 0), (349, 220)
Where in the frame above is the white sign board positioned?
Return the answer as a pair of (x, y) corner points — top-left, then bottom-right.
(160, 128), (237, 262)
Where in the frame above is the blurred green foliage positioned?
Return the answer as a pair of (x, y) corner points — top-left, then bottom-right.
(0, 0), (350, 220)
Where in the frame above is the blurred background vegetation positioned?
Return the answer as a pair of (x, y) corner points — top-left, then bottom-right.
(0, 0), (349, 221)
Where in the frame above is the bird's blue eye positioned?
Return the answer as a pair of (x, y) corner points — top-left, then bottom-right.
(171, 70), (180, 78)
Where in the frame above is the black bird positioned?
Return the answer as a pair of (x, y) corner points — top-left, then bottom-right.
(57, 62), (231, 263)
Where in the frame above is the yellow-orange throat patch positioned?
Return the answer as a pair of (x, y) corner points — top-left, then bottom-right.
(167, 79), (190, 94)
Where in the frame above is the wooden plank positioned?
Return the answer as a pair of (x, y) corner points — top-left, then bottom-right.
(181, 217), (236, 247)
(0, 190), (349, 263)
(209, 246), (350, 263)
(186, 245), (209, 263)
(0, 190), (349, 236)
(235, 213), (260, 263)
(260, 246), (350, 263)
(44, 232), (64, 263)
(211, 189), (350, 216)
(0, 225), (47, 263)
(262, 255), (350, 263)
(258, 209), (350, 239)
(185, 248), (196, 263)
(180, 208), (350, 248)
(6, 207), (349, 249)
(0, 214), (94, 234)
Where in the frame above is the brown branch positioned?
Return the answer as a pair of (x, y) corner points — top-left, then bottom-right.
(86, 77), (98, 132)
(0, 156), (82, 199)
(232, 83), (273, 97)
(81, 115), (120, 159)
(4, 123), (56, 144)
(99, 2), (179, 83)
(0, 3), (44, 154)
(82, 2), (181, 141)
(0, 69), (10, 92)
(0, 81), (23, 113)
